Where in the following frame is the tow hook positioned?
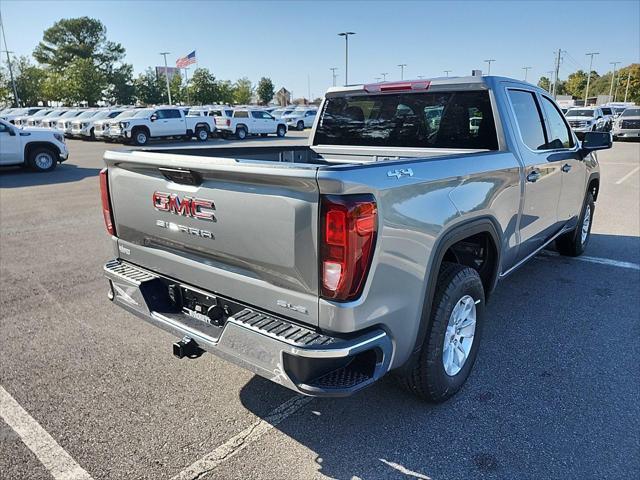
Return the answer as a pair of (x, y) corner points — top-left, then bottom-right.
(172, 336), (204, 359)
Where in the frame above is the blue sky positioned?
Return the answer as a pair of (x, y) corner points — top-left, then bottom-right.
(1, 0), (639, 98)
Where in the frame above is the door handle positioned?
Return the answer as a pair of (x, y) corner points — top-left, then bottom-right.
(562, 163), (572, 173)
(526, 170), (541, 183)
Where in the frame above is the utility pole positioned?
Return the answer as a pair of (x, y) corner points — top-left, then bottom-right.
(522, 66), (532, 82)
(159, 52), (172, 105)
(624, 72), (631, 103)
(381, 72), (388, 81)
(444, 70), (452, 77)
(329, 67), (338, 87)
(338, 32), (355, 85)
(307, 74), (311, 101)
(609, 61), (620, 100)
(484, 59), (495, 75)
(584, 52), (599, 107)
(0, 10), (19, 107)
(552, 49), (562, 99)
(398, 63), (407, 80)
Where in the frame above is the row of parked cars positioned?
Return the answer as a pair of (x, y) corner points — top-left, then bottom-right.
(562, 104), (639, 140)
(0, 104), (319, 146)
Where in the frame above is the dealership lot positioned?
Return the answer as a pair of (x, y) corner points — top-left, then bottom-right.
(1, 135), (639, 479)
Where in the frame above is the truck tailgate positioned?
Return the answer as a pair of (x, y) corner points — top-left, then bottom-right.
(104, 150), (320, 326)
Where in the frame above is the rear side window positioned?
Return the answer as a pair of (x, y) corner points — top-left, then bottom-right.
(540, 96), (574, 149)
(508, 90), (547, 150)
(225, 110), (233, 116)
(234, 110), (249, 118)
(314, 90), (498, 149)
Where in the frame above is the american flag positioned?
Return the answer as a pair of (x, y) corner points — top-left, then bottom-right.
(176, 50), (196, 68)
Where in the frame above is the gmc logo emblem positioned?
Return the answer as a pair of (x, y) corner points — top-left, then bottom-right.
(153, 192), (216, 221)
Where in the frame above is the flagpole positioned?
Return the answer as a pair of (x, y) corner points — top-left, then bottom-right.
(184, 67), (190, 105)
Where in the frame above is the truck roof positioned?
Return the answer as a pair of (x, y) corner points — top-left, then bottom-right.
(326, 75), (545, 95)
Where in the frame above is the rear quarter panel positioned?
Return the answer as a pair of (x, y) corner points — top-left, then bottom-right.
(317, 150), (522, 369)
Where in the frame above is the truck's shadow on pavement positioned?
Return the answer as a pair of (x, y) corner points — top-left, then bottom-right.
(0, 164), (101, 188)
(239, 235), (639, 479)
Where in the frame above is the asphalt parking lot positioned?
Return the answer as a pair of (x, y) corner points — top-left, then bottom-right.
(1, 133), (639, 480)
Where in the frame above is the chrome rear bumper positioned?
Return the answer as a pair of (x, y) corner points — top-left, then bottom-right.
(104, 259), (392, 397)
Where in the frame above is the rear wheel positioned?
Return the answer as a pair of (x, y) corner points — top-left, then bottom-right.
(28, 147), (57, 172)
(276, 125), (286, 137)
(236, 126), (247, 140)
(196, 127), (209, 142)
(397, 262), (485, 402)
(556, 192), (594, 257)
(296, 120), (304, 131)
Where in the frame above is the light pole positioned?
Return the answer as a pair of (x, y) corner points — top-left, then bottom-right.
(183, 67), (190, 105)
(444, 70), (452, 77)
(381, 72), (388, 81)
(330, 67), (338, 87)
(624, 72), (632, 103)
(0, 10), (19, 107)
(159, 52), (172, 105)
(522, 66), (532, 82)
(484, 59), (495, 75)
(338, 32), (355, 85)
(398, 63), (407, 80)
(609, 61), (620, 100)
(547, 70), (554, 93)
(584, 52), (599, 106)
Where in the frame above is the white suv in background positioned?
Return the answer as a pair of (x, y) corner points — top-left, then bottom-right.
(70, 109), (123, 140)
(216, 108), (287, 140)
(283, 108), (317, 130)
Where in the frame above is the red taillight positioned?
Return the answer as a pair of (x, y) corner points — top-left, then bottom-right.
(99, 168), (116, 236)
(320, 195), (377, 301)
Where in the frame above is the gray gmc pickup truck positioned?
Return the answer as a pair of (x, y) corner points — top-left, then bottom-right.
(101, 75), (611, 402)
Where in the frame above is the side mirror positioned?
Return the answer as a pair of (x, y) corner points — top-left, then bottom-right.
(580, 131), (612, 156)
(150, 114), (157, 122)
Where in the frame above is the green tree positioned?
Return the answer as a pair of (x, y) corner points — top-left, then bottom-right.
(233, 77), (253, 104)
(612, 64), (639, 103)
(189, 68), (218, 104)
(169, 72), (184, 104)
(217, 80), (235, 104)
(33, 17), (124, 72)
(104, 64), (135, 105)
(256, 77), (274, 105)
(42, 70), (68, 103)
(537, 76), (551, 92)
(134, 68), (165, 105)
(564, 70), (589, 98)
(64, 58), (106, 105)
(12, 56), (47, 105)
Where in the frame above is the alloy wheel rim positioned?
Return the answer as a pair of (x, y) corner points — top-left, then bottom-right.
(442, 295), (477, 376)
(137, 132), (147, 144)
(199, 130), (208, 140)
(581, 205), (591, 245)
(35, 153), (53, 170)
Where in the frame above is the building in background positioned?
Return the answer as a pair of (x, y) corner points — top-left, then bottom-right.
(276, 87), (291, 106)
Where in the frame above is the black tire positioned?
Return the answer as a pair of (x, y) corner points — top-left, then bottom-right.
(236, 126), (247, 140)
(276, 124), (286, 137)
(296, 120), (304, 131)
(555, 192), (594, 257)
(260, 133), (268, 137)
(397, 262), (485, 402)
(89, 128), (95, 141)
(132, 128), (149, 146)
(196, 127), (209, 142)
(28, 147), (57, 172)
(182, 134), (191, 142)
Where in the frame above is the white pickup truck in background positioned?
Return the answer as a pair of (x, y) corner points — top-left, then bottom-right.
(116, 106), (215, 145)
(215, 108), (287, 139)
(0, 118), (69, 171)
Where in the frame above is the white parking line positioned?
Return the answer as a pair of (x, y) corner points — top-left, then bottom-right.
(540, 250), (640, 270)
(380, 459), (432, 479)
(615, 166), (640, 185)
(172, 394), (313, 480)
(0, 385), (93, 480)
